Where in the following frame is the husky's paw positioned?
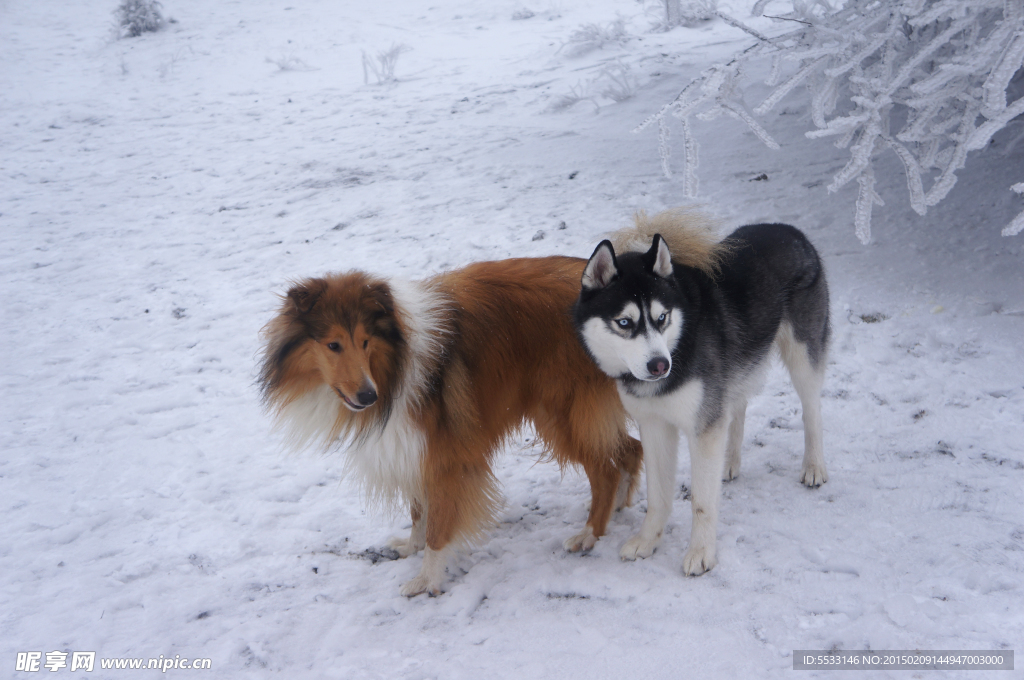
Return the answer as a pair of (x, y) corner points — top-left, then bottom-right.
(723, 461), (740, 482)
(800, 463), (829, 488)
(620, 533), (658, 561)
(564, 526), (598, 553)
(682, 545), (716, 576)
(386, 534), (423, 558)
(400, 574), (441, 598)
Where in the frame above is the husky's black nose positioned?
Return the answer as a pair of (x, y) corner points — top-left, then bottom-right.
(647, 357), (670, 378)
(356, 387), (378, 406)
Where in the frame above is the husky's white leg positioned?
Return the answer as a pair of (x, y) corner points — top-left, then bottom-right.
(387, 499), (427, 558)
(778, 325), (828, 487)
(683, 418), (728, 575)
(400, 545), (448, 597)
(620, 419), (679, 560)
(723, 399), (746, 481)
(796, 375), (827, 487)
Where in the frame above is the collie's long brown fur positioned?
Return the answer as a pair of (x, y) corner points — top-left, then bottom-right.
(259, 256), (642, 596)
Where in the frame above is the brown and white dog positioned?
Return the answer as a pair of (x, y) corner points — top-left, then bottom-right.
(259, 256), (642, 596)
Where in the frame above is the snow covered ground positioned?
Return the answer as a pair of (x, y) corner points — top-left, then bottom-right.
(2, 0), (1022, 677)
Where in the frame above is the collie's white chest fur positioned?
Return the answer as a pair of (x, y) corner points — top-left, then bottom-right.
(342, 404), (427, 511)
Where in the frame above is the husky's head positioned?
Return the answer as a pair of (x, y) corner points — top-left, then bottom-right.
(575, 234), (683, 388)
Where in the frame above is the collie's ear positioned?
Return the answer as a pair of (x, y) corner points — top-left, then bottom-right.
(582, 240), (618, 290)
(364, 281), (394, 317)
(287, 278), (327, 314)
(644, 234), (673, 279)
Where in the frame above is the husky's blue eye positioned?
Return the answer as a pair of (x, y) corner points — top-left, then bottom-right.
(616, 318), (632, 329)
(658, 313), (667, 323)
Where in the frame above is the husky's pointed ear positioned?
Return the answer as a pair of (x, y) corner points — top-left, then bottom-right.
(582, 240), (619, 290)
(643, 234), (673, 279)
(286, 278), (327, 314)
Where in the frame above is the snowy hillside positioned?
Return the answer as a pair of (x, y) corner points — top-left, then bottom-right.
(2, 0), (1022, 677)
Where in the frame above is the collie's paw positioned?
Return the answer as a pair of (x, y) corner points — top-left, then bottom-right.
(400, 574), (441, 597)
(564, 526), (598, 553)
(620, 533), (658, 561)
(800, 463), (828, 488)
(387, 534), (423, 558)
(682, 545), (716, 576)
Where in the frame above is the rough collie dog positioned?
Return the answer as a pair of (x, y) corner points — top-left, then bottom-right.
(259, 257), (642, 596)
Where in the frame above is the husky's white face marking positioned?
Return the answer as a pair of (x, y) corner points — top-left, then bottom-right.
(610, 302), (641, 335)
(581, 297), (682, 383)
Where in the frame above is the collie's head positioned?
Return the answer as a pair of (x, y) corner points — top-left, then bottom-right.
(258, 272), (407, 448)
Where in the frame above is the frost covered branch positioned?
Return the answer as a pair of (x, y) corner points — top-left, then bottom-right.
(638, 0), (1024, 242)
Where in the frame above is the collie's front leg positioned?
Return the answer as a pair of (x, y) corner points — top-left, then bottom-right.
(401, 452), (496, 596)
(399, 545), (448, 597)
(387, 499), (426, 558)
(682, 418), (728, 575)
(564, 455), (622, 553)
(620, 419), (679, 560)
(398, 497), (447, 596)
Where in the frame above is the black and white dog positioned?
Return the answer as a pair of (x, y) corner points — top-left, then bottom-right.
(574, 210), (830, 575)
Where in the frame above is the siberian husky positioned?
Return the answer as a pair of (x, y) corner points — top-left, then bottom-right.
(573, 209), (830, 575)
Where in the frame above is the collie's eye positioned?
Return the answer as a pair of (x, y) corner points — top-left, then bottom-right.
(327, 342), (341, 353)
(362, 339), (368, 349)
(616, 318), (632, 329)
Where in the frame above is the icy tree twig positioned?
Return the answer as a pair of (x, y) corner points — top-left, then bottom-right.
(659, 117), (673, 178)
(680, 117), (700, 197)
(855, 166), (884, 245)
(713, 10), (773, 43)
(1004, 183), (1024, 236)
(762, 14), (811, 26)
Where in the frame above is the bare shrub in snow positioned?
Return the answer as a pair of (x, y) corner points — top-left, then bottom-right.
(547, 64), (637, 112)
(560, 19), (629, 57)
(266, 55), (316, 72)
(638, 0), (1024, 242)
(362, 44), (410, 85)
(646, 0), (719, 30)
(678, 0), (719, 26)
(600, 63), (640, 102)
(547, 82), (600, 112)
(115, 0), (164, 38)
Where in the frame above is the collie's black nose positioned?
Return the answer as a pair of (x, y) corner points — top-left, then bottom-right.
(647, 357), (670, 378)
(356, 388), (378, 406)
